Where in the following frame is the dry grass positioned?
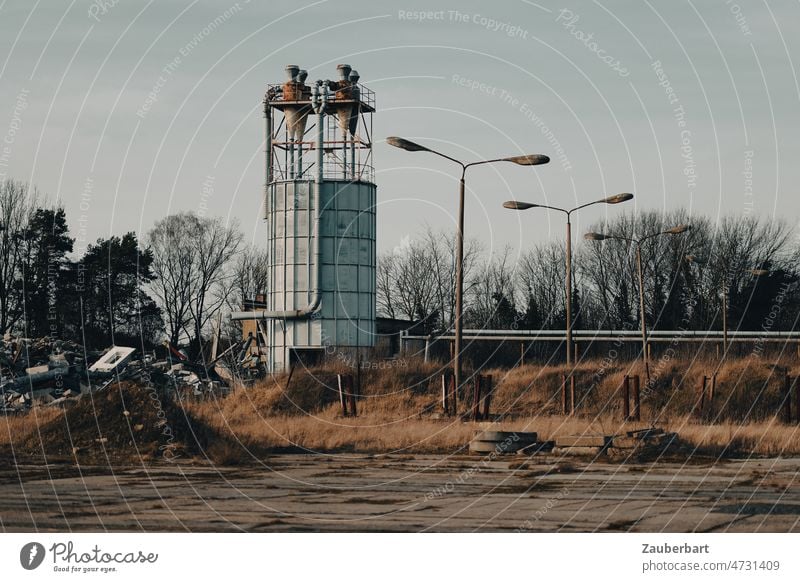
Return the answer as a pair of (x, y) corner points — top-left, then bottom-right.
(0, 407), (61, 447)
(5, 356), (800, 461)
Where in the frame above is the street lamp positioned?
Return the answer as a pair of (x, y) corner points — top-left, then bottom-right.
(388, 136), (549, 408)
(503, 193), (633, 366)
(584, 223), (691, 381)
(685, 254), (768, 356)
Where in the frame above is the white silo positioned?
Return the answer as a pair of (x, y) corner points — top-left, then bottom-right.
(232, 64), (377, 371)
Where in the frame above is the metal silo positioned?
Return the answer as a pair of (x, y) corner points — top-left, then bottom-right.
(232, 64), (376, 371)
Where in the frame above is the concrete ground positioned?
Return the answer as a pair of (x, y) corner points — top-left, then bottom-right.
(2, 455), (799, 532)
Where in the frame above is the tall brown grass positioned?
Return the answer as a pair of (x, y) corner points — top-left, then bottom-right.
(183, 356), (800, 457)
(5, 356), (799, 460)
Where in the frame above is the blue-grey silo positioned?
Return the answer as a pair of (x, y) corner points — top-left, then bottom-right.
(233, 64), (376, 371)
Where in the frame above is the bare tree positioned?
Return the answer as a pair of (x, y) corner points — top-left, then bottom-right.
(0, 179), (37, 333)
(148, 212), (242, 354)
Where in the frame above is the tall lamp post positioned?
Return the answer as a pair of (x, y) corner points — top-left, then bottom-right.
(685, 254), (768, 357)
(502, 193), (633, 366)
(387, 136), (549, 406)
(584, 224), (691, 381)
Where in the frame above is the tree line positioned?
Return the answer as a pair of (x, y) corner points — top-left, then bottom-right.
(378, 209), (800, 334)
(5, 176), (798, 357)
(0, 178), (267, 355)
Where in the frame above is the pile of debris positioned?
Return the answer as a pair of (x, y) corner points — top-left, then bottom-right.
(1, 335), (263, 415)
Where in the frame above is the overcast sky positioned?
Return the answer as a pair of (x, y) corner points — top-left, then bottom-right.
(1, 0), (798, 259)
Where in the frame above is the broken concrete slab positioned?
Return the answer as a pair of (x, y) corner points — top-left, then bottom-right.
(89, 346), (136, 373)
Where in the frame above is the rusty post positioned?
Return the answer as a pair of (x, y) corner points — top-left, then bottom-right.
(569, 374), (576, 416)
(472, 375), (481, 421)
(795, 375), (800, 424)
(633, 375), (641, 421)
(482, 375), (493, 419)
(348, 375), (357, 417)
(561, 374), (568, 415)
(623, 375), (630, 420)
(337, 374), (348, 416)
(356, 350), (362, 399)
(441, 373), (449, 414)
(450, 373), (458, 415)
(783, 374), (792, 424)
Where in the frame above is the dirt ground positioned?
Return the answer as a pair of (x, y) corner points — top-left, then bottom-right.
(2, 455), (799, 532)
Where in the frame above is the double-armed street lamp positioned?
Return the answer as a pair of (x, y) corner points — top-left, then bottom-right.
(584, 224), (691, 381)
(387, 136), (550, 407)
(502, 193), (634, 366)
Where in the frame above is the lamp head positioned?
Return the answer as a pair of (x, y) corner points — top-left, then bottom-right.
(584, 232), (608, 241)
(386, 136), (430, 152)
(504, 154), (550, 166)
(604, 192), (634, 204)
(502, 200), (537, 210)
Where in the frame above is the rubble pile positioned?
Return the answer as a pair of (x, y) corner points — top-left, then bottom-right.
(22, 381), (219, 461)
(1, 336), (257, 415)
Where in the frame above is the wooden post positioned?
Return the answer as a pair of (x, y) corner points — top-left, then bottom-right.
(482, 375), (493, 419)
(472, 376), (482, 421)
(632, 375), (641, 421)
(441, 373), (449, 414)
(623, 375), (630, 420)
(795, 375), (800, 424)
(784, 374), (792, 424)
(451, 372), (458, 413)
(561, 374), (568, 415)
(356, 351), (362, 398)
(349, 374), (358, 417)
(569, 374), (576, 416)
(519, 342), (525, 367)
(709, 373), (716, 402)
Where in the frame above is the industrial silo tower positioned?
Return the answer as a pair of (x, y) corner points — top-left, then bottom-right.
(233, 64), (376, 371)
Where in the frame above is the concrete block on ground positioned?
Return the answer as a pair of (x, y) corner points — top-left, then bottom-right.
(473, 430), (538, 444)
(626, 427), (664, 439)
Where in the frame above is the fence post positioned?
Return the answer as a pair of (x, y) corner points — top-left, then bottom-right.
(633, 375), (641, 421)
(710, 373), (716, 402)
(795, 376), (800, 424)
(569, 375), (576, 416)
(561, 374), (568, 415)
(348, 375), (357, 418)
(337, 374), (348, 417)
(623, 375), (630, 420)
(472, 376), (482, 421)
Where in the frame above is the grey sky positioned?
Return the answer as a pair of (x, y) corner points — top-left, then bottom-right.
(1, 0), (798, 259)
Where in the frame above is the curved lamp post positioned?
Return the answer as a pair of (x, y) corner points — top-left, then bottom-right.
(584, 223), (690, 381)
(387, 136), (549, 408)
(503, 193), (633, 366)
